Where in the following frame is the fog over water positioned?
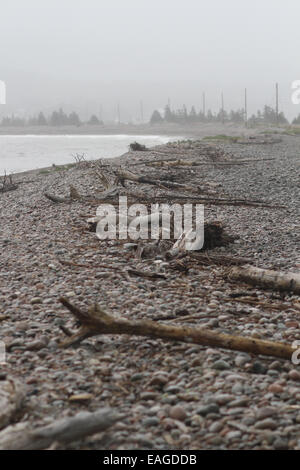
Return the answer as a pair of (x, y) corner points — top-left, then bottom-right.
(1, 0), (300, 121)
(0, 135), (178, 175)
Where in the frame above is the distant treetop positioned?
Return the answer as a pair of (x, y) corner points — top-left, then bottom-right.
(148, 103), (289, 126)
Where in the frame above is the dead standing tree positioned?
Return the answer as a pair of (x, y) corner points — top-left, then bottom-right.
(0, 172), (18, 193)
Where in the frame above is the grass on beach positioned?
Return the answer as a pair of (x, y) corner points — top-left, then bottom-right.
(281, 126), (300, 136)
(38, 162), (77, 175)
(202, 134), (240, 143)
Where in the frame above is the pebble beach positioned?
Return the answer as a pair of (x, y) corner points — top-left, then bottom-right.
(0, 132), (299, 450)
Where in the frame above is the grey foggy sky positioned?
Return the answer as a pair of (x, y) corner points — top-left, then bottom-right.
(1, 0), (300, 121)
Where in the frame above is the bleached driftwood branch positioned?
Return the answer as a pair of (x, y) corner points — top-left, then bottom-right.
(58, 298), (294, 360)
(229, 266), (300, 295)
(0, 408), (121, 450)
(0, 378), (25, 431)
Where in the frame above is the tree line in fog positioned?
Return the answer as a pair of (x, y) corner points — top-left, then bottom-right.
(0, 108), (103, 127)
(2, 104), (300, 127)
(150, 104), (295, 126)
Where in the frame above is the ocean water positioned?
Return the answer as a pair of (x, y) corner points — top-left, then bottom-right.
(0, 134), (180, 175)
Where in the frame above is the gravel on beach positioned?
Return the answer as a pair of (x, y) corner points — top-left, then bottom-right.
(0, 133), (299, 450)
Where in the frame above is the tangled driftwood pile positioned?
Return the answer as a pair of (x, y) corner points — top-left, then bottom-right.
(41, 140), (298, 361)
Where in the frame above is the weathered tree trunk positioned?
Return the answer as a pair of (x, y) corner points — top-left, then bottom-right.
(229, 266), (300, 295)
(59, 298), (294, 360)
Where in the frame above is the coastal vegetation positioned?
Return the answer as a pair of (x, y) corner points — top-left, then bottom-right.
(150, 104), (289, 127)
(0, 108), (103, 127)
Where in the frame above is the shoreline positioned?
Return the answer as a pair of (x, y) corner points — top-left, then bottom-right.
(0, 122), (270, 137)
(0, 134), (183, 178)
(0, 122), (281, 178)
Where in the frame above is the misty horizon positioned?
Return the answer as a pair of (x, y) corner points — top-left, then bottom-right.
(1, 0), (300, 122)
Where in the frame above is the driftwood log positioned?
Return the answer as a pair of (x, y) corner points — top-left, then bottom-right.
(168, 253), (251, 273)
(229, 266), (300, 295)
(0, 378), (25, 430)
(148, 194), (285, 209)
(44, 192), (69, 203)
(0, 408), (121, 450)
(44, 185), (285, 210)
(186, 252), (251, 266)
(135, 158), (275, 168)
(44, 185), (82, 204)
(115, 168), (202, 192)
(59, 298), (294, 360)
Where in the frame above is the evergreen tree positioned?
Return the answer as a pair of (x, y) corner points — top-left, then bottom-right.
(28, 116), (38, 126)
(164, 105), (174, 122)
(182, 104), (188, 121)
(229, 109), (244, 123)
(50, 110), (61, 126)
(37, 112), (47, 125)
(68, 111), (81, 126)
(292, 113), (300, 125)
(188, 106), (197, 123)
(277, 111), (288, 125)
(150, 110), (163, 125)
(88, 114), (101, 125)
(1, 115), (25, 126)
(206, 109), (214, 122)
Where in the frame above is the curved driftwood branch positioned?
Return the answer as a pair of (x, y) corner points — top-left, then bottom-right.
(59, 298), (294, 360)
